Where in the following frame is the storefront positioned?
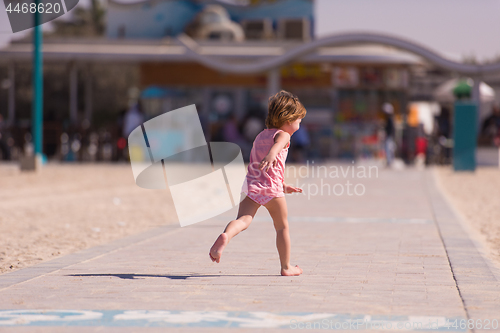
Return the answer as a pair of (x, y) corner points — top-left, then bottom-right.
(138, 60), (411, 161)
(0, 36), (420, 162)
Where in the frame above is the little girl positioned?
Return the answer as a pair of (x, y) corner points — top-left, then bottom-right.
(209, 90), (306, 276)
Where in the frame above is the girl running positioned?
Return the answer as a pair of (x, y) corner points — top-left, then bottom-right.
(209, 90), (306, 276)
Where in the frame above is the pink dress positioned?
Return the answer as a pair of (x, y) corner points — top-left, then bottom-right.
(242, 128), (290, 205)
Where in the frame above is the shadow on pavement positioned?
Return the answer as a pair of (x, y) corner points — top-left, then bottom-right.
(66, 273), (279, 280)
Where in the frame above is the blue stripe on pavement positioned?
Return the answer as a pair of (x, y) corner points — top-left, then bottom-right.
(0, 310), (467, 330)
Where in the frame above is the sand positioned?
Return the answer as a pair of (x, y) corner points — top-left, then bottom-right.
(0, 163), (176, 275)
(434, 166), (500, 266)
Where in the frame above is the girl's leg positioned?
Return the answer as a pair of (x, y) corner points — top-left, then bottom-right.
(209, 196), (260, 263)
(264, 197), (303, 276)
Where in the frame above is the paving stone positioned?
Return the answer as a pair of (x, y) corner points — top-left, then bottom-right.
(0, 168), (498, 331)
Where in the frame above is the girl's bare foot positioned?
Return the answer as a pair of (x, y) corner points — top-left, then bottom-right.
(209, 233), (228, 263)
(281, 265), (303, 276)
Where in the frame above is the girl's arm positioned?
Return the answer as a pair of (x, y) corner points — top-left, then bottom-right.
(259, 131), (290, 171)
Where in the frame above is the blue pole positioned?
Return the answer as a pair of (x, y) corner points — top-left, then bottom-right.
(32, 3), (43, 158)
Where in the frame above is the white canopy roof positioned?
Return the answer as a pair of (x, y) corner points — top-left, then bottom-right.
(434, 78), (496, 103)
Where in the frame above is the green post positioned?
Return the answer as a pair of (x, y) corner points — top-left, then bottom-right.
(32, 3), (43, 160)
(453, 102), (477, 171)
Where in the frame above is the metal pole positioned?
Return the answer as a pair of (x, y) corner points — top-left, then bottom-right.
(69, 63), (78, 124)
(267, 68), (280, 97)
(85, 65), (92, 123)
(32, 3), (43, 158)
(202, 87), (211, 139)
(8, 62), (15, 126)
(235, 87), (244, 119)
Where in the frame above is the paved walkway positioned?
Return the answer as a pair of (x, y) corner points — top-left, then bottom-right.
(0, 167), (499, 332)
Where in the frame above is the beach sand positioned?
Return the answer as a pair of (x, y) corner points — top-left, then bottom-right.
(434, 166), (500, 266)
(0, 163), (176, 274)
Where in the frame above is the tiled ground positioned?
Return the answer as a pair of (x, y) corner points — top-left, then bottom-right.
(0, 167), (499, 332)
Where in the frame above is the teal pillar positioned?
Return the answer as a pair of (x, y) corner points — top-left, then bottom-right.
(453, 102), (477, 171)
(32, 4), (43, 159)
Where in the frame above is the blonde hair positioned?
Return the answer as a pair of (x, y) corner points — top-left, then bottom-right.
(265, 90), (307, 129)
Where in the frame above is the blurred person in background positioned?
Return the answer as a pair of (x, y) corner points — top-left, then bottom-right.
(415, 124), (428, 167)
(436, 106), (452, 164)
(242, 111), (265, 144)
(0, 114), (11, 160)
(290, 125), (310, 163)
(382, 103), (395, 167)
(241, 109), (265, 161)
(123, 101), (144, 138)
(481, 105), (500, 146)
(437, 106), (451, 139)
(223, 113), (251, 160)
(114, 108), (128, 161)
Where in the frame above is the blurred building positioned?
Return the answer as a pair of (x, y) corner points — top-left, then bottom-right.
(0, 0), (477, 162)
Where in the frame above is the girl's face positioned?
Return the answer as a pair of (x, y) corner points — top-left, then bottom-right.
(282, 117), (302, 135)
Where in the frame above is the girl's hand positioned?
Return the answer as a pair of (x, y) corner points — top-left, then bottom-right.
(284, 184), (303, 194)
(259, 155), (277, 171)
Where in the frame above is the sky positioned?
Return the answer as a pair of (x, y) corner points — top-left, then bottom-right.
(315, 0), (500, 62)
(1, 0), (500, 62)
